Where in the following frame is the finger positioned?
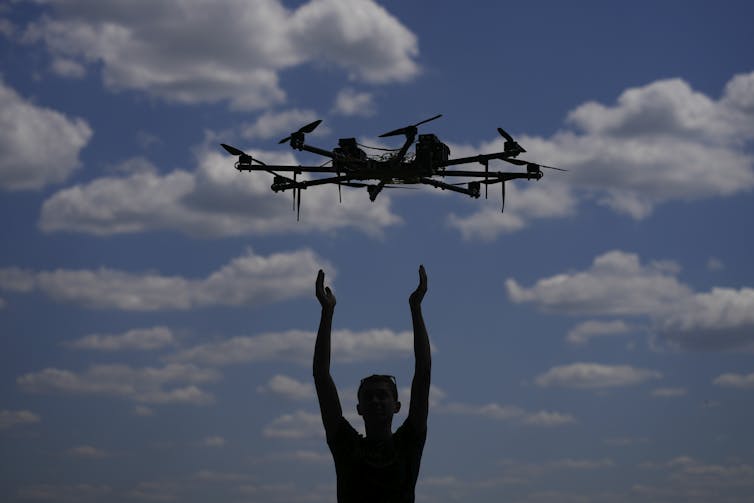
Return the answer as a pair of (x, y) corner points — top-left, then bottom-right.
(316, 270), (324, 294)
(325, 286), (332, 296)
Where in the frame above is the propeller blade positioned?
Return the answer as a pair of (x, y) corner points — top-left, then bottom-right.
(501, 181), (506, 213)
(299, 119), (322, 134)
(378, 126), (409, 138)
(540, 164), (568, 172)
(379, 114), (442, 138)
(221, 143), (246, 156)
(414, 114), (443, 128)
(279, 119), (323, 144)
(497, 127), (514, 142)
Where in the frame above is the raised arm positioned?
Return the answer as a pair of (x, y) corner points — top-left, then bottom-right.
(407, 265), (431, 432)
(313, 270), (343, 441)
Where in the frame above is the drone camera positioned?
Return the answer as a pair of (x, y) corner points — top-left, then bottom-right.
(468, 181), (481, 198)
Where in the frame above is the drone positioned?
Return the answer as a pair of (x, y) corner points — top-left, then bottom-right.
(220, 114), (564, 219)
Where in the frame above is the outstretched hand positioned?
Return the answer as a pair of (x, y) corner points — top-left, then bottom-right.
(316, 269), (336, 311)
(409, 265), (427, 308)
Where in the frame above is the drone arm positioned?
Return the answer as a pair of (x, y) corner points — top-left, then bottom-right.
(271, 174), (356, 193)
(419, 177), (480, 197)
(440, 170), (542, 182)
(299, 144), (336, 159)
(438, 152), (509, 168)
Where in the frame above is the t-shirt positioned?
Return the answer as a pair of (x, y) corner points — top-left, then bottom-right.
(327, 416), (427, 503)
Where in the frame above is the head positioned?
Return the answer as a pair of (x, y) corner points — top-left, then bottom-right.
(356, 375), (401, 420)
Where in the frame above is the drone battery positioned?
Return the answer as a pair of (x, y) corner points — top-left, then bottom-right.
(416, 134), (450, 172)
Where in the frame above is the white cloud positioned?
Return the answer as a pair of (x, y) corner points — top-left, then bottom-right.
(713, 372), (754, 389)
(201, 436), (226, 447)
(22, 0), (419, 110)
(17, 484), (113, 502)
(534, 363), (662, 389)
(0, 409), (40, 429)
(507, 250), (754, 351)
(439, 402), (575, 427)
(506, 250), (691, 316)
(523, 411), (578, 427)
(0, 247), (330, 311)
(263, 410), (323, 439)
(51, 57), (86, 78)
(566, 320), (632, 345)
(332, 88), (376, 116)
(18, 363), (220, 405)
(171, 328), (416, 366)
(66, 326), (175, 350)
(656, 287), (754, 350)
(39, 148), (402, 238)
(0, 79), (92, 190)
(258, 374), (315, 401)
(446, 72), (754, 239)
(651, 387), (687, 397)
(241, 109), (325, 140)
(707, 257), (725, 271)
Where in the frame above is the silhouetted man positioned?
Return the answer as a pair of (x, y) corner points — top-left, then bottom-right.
(313, 266), (431, 503)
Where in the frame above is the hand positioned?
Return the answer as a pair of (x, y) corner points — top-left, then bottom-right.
(409, 265), (427, 308)
(316, 269), (336, 311)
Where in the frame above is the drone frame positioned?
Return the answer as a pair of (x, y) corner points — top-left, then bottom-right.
(220, 115), (563, 219)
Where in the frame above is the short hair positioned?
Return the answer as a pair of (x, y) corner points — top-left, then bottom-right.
(357, 374), (398, 402)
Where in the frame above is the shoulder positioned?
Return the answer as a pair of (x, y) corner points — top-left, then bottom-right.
(327, 416), (360, 448)
(396, 417), (427, 446)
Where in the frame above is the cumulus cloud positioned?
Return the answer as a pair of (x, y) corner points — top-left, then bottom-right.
(258, 374), (315, 401)
(332, 88), (376, 116)
(0, 79), (92, 190)
(65, 326), (175, 350)
(439, 402), (576, 427)
(240, 109), (326, 140)
(506, 250), (691, 316)
(506, 250), (754, 351)
(0, 247), (330, 311)
(22, 0), (418, 109)
(170, 328), (418, 366)
(566, 320), (632, 345)
(713, 372), (754, 389)
(534, 363), (662, 389)
(446, 72), (754, 239)
(263, 410), (323, 439)
(0, 409), (40, 429)
(39, 147), (401, 238)
(18, 363), (220, 405)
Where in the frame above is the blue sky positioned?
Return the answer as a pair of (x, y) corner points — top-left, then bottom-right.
(1, 1), (754, 502)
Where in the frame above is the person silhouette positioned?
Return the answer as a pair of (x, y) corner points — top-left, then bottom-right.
(313, 266), (431, 503)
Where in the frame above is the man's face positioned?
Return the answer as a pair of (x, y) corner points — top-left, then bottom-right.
(357, 381), (400, 419)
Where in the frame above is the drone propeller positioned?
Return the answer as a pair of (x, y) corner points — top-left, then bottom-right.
(221, 143), (246, 156)
(504, 158), (567, 171)
(496, 127), (515, 143)
(497, 127), (526, 155)
(378, 114), (443, 138)
(278, 119), (323, 144)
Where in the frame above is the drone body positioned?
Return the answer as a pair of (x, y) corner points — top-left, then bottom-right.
(220, 114), (563, 218)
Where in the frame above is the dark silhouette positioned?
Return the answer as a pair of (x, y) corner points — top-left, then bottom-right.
(220, 115), (565, 217)
(314, 266), (431, 503)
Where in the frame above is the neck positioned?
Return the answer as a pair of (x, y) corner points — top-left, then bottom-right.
(364, 418), (393, 441)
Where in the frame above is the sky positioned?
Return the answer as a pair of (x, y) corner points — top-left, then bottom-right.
(1, 1), (754, 502)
